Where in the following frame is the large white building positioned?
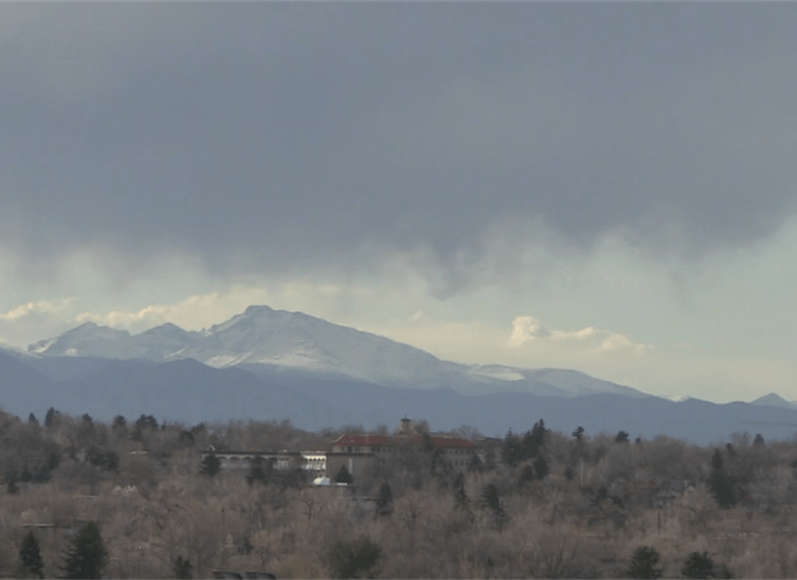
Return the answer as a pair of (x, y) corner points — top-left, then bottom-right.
(202, 419), (476, 481)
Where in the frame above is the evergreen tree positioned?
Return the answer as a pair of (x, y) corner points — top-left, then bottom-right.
(28, 413), (39, 426)
(178, 430), (195, 446)
(19, 530), (44, 579)
(481, 484), (507, 532)
(335, 464), (354, 484)
(518, 464), (535, 486)
(482, 484), (502, 513)
(533, 455), (550, 480)
(572, 425), (585, 441)
(502, 420), (548, 466)
(246, 456), (268, 486)
(172, 555), (193, 579)
(326, 536), (381, 579)
(376, 482), (393, 517)
(45, 449), (61, 473)
(682, 551), (715, 579)
(86, 448), (120, 472)
(454, 482), (472, 517)
(628, 546), (662, 579)
(33, 464), (52, 484)
(111, 415), (127, 431)
(519, 431), (539, 461)
(467, 451), (484, 473)
(501, 429), (520, 466)
(279, 466), (307, 490)
(60, 521), (108, 579)
(711, 448), (723, 471)
(135, 414), (158, 429)
(452, 472), (471, 517)
(132, 414), (158, 441)
(44, 407), (59, 428)
(615, 430), (630, 443)
(530, 419), (546, 447)
(200, 452), (221, 477)
(708, 448), (737, 508)
(6, 471), (19, 495)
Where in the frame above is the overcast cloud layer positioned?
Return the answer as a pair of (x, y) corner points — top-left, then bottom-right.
(3, 4), (797, 291)
(3, 4), (797, 403)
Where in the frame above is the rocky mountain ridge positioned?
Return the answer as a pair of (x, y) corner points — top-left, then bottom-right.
(24, 305), (646, 399)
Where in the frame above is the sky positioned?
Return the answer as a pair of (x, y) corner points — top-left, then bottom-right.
(2, 3), (797, 403)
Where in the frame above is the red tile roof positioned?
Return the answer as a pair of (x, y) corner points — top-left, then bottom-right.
(333, 434), (474, 448)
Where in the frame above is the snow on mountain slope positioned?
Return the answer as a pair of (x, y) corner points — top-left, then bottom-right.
(27, 305), (650, 398)
(28, 306), (466, 388)
(4, 350), (797, 445)
(27, 323), (147, 359)
(463, 365), (648, 398)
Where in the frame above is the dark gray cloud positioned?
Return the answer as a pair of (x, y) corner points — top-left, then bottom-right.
(3, 3), (797, 288)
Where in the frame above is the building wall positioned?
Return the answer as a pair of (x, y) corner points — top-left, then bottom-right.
(204, 427), (477, 482)
(326, 453), (375, 482)
(301, 452), (327, 474)
(204, 452), (302, 471)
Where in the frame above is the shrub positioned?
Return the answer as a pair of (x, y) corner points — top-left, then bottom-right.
(628, 546), (662, 579)
(682, 551), (715, 579)
(326, 536), (381, 579)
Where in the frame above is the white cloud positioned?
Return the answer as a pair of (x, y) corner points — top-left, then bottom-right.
(3, 281), (391, 347)
(508, 315), (650, 355)
(0, 297), (76, 321)
(370, 313), (652, 380)
(3, 284), (776, 404)
(508, 315), (552, 346)
(70, 279), (418, 335)
(0, 297), (79, 347)
(75, 286), (272, 332)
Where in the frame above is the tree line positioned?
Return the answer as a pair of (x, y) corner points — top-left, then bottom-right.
(3, 406), (797, 577)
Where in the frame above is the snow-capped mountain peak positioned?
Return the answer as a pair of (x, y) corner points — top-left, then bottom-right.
(28, 322), (135, 358)
(142, 322), (191, 337)
(26, 305), (650, 399)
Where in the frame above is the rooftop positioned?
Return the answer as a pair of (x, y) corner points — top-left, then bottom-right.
(333, 434), (475, 449)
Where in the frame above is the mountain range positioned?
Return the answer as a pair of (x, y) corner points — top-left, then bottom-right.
(25, 305), (645, 398)
(3, 304), (797, 445)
